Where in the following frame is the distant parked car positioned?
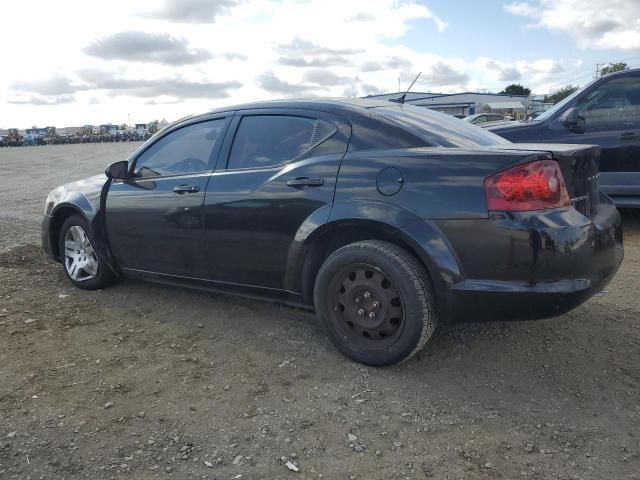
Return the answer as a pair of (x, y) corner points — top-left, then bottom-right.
(490, 68), (640, 208)
(42, 99), (623, 365)
(464, 113), (508, 125)
(452, 114), (466, 119)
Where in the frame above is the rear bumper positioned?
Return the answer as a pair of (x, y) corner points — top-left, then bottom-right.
(436, 196), (623, 323)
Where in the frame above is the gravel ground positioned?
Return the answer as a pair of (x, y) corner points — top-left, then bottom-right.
(0, 143), (639, 480)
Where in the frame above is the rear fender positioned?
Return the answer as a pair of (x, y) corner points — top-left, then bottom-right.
(287, 200), (463, 320)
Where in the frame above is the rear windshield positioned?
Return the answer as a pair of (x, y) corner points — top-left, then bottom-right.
(371, 104), (511, 148)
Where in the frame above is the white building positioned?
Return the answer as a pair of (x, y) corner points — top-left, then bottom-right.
(366, 91), (534, 117)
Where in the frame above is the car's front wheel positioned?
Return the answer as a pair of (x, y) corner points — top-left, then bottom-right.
(314, 240), (437, 366)
(59, 214), (116, 290)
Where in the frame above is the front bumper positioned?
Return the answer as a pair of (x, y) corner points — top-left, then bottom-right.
(437, 196), (624, 323)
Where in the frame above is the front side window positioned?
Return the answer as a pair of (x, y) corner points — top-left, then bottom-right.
(576, 75), (640, 126)
(134, 119), (226, 178)
(228, 115), (335, 169)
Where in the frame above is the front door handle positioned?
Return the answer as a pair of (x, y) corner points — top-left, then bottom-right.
(286, 177), (324, 188)
(620, 132), (639, 141)
(172, 185), (200, 194)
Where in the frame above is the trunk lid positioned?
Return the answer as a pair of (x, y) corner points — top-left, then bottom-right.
(495, 143), (600, 216)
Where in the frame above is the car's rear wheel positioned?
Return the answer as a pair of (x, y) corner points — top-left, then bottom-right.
(314, 240), (437, 366)
(58, 215), (116, 290)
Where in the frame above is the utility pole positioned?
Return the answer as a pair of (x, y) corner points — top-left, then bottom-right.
(594, 63), (601, 78)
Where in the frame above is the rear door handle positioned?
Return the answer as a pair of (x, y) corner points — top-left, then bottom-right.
(619, 132), (639, 140)
(172, 185), (200, 194)
(286, 177), (324, 188)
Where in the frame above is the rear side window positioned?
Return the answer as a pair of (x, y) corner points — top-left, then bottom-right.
(228, 115), (337, 169)
(370, 105), (510, 148)
(134, 119), (226, 178)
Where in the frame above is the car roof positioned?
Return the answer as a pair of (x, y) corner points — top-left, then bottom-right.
(172, 98), (395, 124)
(210, 97), (394, 114)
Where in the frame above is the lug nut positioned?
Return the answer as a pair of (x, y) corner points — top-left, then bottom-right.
(368, 312), (376, 319)
(355, 297), (361, 304)
(372, 301), (380, 308)
(363, 292), (371, 299)
(357, 308), (365, 316)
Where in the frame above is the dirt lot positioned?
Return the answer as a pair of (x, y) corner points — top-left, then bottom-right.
(1, 144), (639, 480)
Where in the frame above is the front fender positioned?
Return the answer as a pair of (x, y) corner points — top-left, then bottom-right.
(45, 180), (118, 275)
(49, 193), (96, 221)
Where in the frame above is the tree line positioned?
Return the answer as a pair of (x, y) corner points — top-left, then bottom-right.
(1, 120), (163, 148)
(498, 62), (628, 104)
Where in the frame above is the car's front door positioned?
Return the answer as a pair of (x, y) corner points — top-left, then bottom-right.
(542, 73), (640, 198)
(105, 116), (231, 278)
(203, 109), (350, 290)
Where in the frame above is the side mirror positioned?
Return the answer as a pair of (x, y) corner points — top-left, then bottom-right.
(560, 107), (585, 130)
(105, 160), (129, 180)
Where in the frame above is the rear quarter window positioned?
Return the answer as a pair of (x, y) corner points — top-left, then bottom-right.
(348, 112), (434, 152)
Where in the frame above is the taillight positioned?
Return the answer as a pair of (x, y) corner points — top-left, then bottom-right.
(484, 159), (570, 211)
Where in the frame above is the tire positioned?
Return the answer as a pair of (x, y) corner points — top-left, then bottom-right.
(314, 240), (437, 366)
(58, 214), (116, 290)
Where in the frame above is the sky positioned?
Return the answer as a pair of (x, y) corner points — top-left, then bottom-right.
(1, 0), (639, 128)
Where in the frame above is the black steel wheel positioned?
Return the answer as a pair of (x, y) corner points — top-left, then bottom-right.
(315, 240), (437, 366)
(328, 264), (405, 347)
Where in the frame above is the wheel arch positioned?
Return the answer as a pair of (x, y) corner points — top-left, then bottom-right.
(293, 205), (464, 323)
(48, 203), (89, 261)
(48, 200), (118, 276)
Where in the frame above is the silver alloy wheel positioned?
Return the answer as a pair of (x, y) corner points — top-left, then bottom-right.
(64, 225), (98, 282)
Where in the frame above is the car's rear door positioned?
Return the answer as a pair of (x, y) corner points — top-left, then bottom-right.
(203, 108), (350, 290)
(541, 73), (640, 205)
(105, 115), (231, 278)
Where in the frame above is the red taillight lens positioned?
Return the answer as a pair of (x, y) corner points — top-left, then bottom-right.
(484, 159), (571, 211)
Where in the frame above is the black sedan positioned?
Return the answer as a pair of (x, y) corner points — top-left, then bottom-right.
(42, 99), (624, 366)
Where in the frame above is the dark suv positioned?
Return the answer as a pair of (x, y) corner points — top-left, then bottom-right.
(490, 68), (640, 207)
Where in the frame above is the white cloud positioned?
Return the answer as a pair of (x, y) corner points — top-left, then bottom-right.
(0, 0), (613, 128)
(142, 0), (241, 23)
(83, 31), (213, 65)
(505, 0), (640, 50)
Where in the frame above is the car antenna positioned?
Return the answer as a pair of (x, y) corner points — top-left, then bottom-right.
(389, 71), (422, 104)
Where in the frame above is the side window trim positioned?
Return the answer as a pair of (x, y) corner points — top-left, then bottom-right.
(128, 115), (232, 179)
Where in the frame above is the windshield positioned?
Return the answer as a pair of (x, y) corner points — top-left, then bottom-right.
(535, 78), (597, 121)
(373, 105), (510, 148)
